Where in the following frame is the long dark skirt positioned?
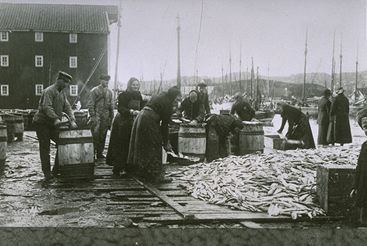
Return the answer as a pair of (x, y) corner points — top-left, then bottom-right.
(288, 115), (315, 149)
(106, 113), (133, 172)
(355, 141), (367, 208)
(317, 116), (329, 145)
(127, 108), (163, 181)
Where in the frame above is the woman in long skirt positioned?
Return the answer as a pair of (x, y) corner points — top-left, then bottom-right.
(317, 89), (332, 145)
(277, 103), (315, 149)
(127, 86), (181, 183)
(106, 77), (143, 177)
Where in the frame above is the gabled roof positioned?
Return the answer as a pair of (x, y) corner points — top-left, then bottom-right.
(0, 3), (118, 34)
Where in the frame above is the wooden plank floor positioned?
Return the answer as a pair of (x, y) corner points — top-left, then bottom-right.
(49, 160), (289, 224)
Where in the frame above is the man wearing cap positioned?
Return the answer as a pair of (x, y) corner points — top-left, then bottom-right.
(33, 71), (78, 181)
(87, 74), (114, 159)
(329, 87), (352, 146)
(197, 82), (211, 114)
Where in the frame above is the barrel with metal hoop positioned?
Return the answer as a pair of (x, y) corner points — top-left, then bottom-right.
(1, 113), (24, 142)
(58, 128), (94, 180)
(238, 121), (264, 154)
(178, 123), (206, 160)
(0, 124), (7, 166)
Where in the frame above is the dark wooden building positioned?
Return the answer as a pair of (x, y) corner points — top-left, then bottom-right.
(0, 3), (118, 109)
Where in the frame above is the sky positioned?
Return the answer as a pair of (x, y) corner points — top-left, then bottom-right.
(1, 0), (367, 86)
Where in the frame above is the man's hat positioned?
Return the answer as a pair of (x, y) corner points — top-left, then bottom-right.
(337, 87), (344, 94)
(57, 71), (72, 82)
(100, 74), (111, 81)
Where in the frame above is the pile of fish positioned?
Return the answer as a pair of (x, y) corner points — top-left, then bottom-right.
(169, 145), (359, 219)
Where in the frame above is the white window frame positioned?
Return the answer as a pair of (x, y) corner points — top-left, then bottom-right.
(35, 84), (44, 96)
(69, 56), (77, 68)
(0, 55), (9, 67)
(1, 84), (9, 96)
(69, 33), (77, 43)
(70, 85), (78, 96)
(0, 32), (9, 42)
(35, 32), (43, 42)
(35, 55), (43, 67)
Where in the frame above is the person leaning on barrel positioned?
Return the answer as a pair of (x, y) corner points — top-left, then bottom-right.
(127, 86), (181, 183)
(230, 93), (255, 121)
(177, 90), (205, 125)
(87, 74), (114, 160)
(33, 71), (78, 182)
(106, 77), (143, 178)
(276, 102), (315, 149)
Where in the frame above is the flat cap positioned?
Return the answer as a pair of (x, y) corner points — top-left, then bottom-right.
(100, 74), (111, 81)
(57, 71), (72, 82)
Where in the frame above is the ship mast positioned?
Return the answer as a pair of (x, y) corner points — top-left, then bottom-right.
(302, 29), (308, 103)
(239, 43), (242, 94)
(176, 15), (182, 91)
(339, 36), (343, 88)
(250, 57), (254, 99)
(331, 32), (336, 94)
(355, 44), (359, 102)
(229, 50), (232, 95)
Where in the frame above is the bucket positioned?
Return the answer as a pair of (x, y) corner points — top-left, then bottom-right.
(0, 124), (7, 165)
(73, 111), (89, 129)
(11, 113), (24, 141)
(178, 124), (206, 160)
(238, 121), (264, 154)
(58, 129), (94, 180)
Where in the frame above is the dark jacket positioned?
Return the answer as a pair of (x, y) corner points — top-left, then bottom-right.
(317, 96), (331, 145)
(330, 93), (352, 144)
(33, 84), (75, 126)
(354, 141), (367, 207)
(230, 98), (255, 121)
(147, 92), (176, 145)
(178, 97), (205, 122)
(199, 92), (210, 114)
(118, 91), (143, 119)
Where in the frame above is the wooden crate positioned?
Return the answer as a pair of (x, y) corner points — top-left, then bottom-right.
(316, 164), (355, 216)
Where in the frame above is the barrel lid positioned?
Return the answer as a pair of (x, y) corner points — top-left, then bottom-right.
(242, 121), (263, 126)
(180, 123), (205, 128)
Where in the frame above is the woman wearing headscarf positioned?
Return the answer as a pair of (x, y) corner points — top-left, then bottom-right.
(277, 102), (315, 149)
(317, 89), (332, 145)
(106, 77), (143, 177)
(127, 86), (181, 183)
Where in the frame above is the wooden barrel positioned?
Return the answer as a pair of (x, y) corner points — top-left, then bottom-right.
(58, 129), (94, 180)
(73, 111), (89, 129)
(1, 114), (15, 143)
(0, 124), (7, 165)
(178, 124), (206, 160)
(15, 110), (30, 130)
(238, 122), (264, 155)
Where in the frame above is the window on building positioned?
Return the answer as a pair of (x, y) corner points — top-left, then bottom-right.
(70, 85), (78, 96)
(0, 32), (8, 42)
(69, 56), (77, 68)
(69, 33), (77, 43)
(35, 55), (43, 67)
(1, 84), (9, 96)
(35, 32), (43, 42)
(0, 55), (9, 67)
(35, 84), (44, 96)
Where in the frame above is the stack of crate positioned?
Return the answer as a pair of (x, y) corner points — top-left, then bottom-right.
(316, 164), (356, 216)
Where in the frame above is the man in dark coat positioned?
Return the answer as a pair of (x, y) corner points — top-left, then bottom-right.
(178, 90), (205, 124)
(317, 89), (332, 145)
(33, 71), (78, 181)
(277, 103), (315, 149)
(330, 87), (352, 145)
(230, 94), (255, 121)
(197, 82), (210, 114)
